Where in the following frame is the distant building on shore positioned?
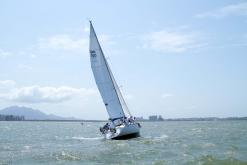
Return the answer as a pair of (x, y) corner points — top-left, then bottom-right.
(0, 115), (25, 121)
(149, 115), (164, 121)
(149, 115), (158, 121)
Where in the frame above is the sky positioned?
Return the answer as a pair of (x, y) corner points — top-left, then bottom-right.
(0, 0), (247, 119)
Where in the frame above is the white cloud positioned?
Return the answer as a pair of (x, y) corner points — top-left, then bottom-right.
(142, 30), (200, 53)
(38, 33), (115, 53)
(0, 49), (11, 58)
(38, 34), (88, 51)
(83, 26), (90, 32)
(196, 2), (247, 18)
(0, 85), (96, 103)
(98, 34), (116, 45)
(0, 80), (16, 87)
(30, 54), (37, 58)
(18, 64), (33, 71)
(161, 93), (174, 99)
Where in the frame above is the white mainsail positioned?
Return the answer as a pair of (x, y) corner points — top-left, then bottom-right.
(89, 21), (131, 120)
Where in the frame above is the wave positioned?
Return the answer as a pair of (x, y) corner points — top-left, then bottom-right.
(23, 145), (32, 150)
(154, 134), (168, 139)
(55, 151), (80, 161)
(186, 155), (247, 165)
(139, 134), (169, 145)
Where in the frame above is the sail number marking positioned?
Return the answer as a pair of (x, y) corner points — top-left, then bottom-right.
(90, 50), (97, 57)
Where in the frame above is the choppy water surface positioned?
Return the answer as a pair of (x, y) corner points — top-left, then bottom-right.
(0, 121), (247, 165)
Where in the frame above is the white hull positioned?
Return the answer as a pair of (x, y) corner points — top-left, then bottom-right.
(104, 123), (140, 140)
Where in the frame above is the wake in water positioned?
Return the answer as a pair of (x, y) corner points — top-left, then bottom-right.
(71, 136), (104, 140)
(141, 134), (169, 140)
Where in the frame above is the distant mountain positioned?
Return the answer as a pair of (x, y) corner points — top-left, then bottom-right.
(0, 106), (80, 120)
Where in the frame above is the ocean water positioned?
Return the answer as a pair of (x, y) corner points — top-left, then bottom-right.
(0, 121), (247, 165)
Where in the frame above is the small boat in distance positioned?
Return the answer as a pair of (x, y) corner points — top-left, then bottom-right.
(89, 21), (141, 140)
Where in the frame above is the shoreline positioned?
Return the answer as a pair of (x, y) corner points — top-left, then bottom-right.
(0, 117), (246, 122)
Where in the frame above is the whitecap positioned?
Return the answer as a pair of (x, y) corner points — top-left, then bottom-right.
(23, 145), (32, 150)
(21, 145), (32, 153)
(155, 134), (168, 139)
(55, 151), (80, 161)
(202, 143), (216, 148)
(2, 145), (12, 151)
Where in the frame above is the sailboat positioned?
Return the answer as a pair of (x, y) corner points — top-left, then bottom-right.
(89, 21), (141, 140)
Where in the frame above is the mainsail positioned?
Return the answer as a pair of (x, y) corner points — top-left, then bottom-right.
(89, 21), (131, 120)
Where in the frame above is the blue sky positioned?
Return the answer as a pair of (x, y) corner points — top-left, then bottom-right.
(0, 0), (247, 119)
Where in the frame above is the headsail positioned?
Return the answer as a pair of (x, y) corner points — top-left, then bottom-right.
(89, 21), (131, 120)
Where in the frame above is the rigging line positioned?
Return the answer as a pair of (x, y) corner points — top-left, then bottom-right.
(110, 66), (132, 117)
(104, 46), (132, 116)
